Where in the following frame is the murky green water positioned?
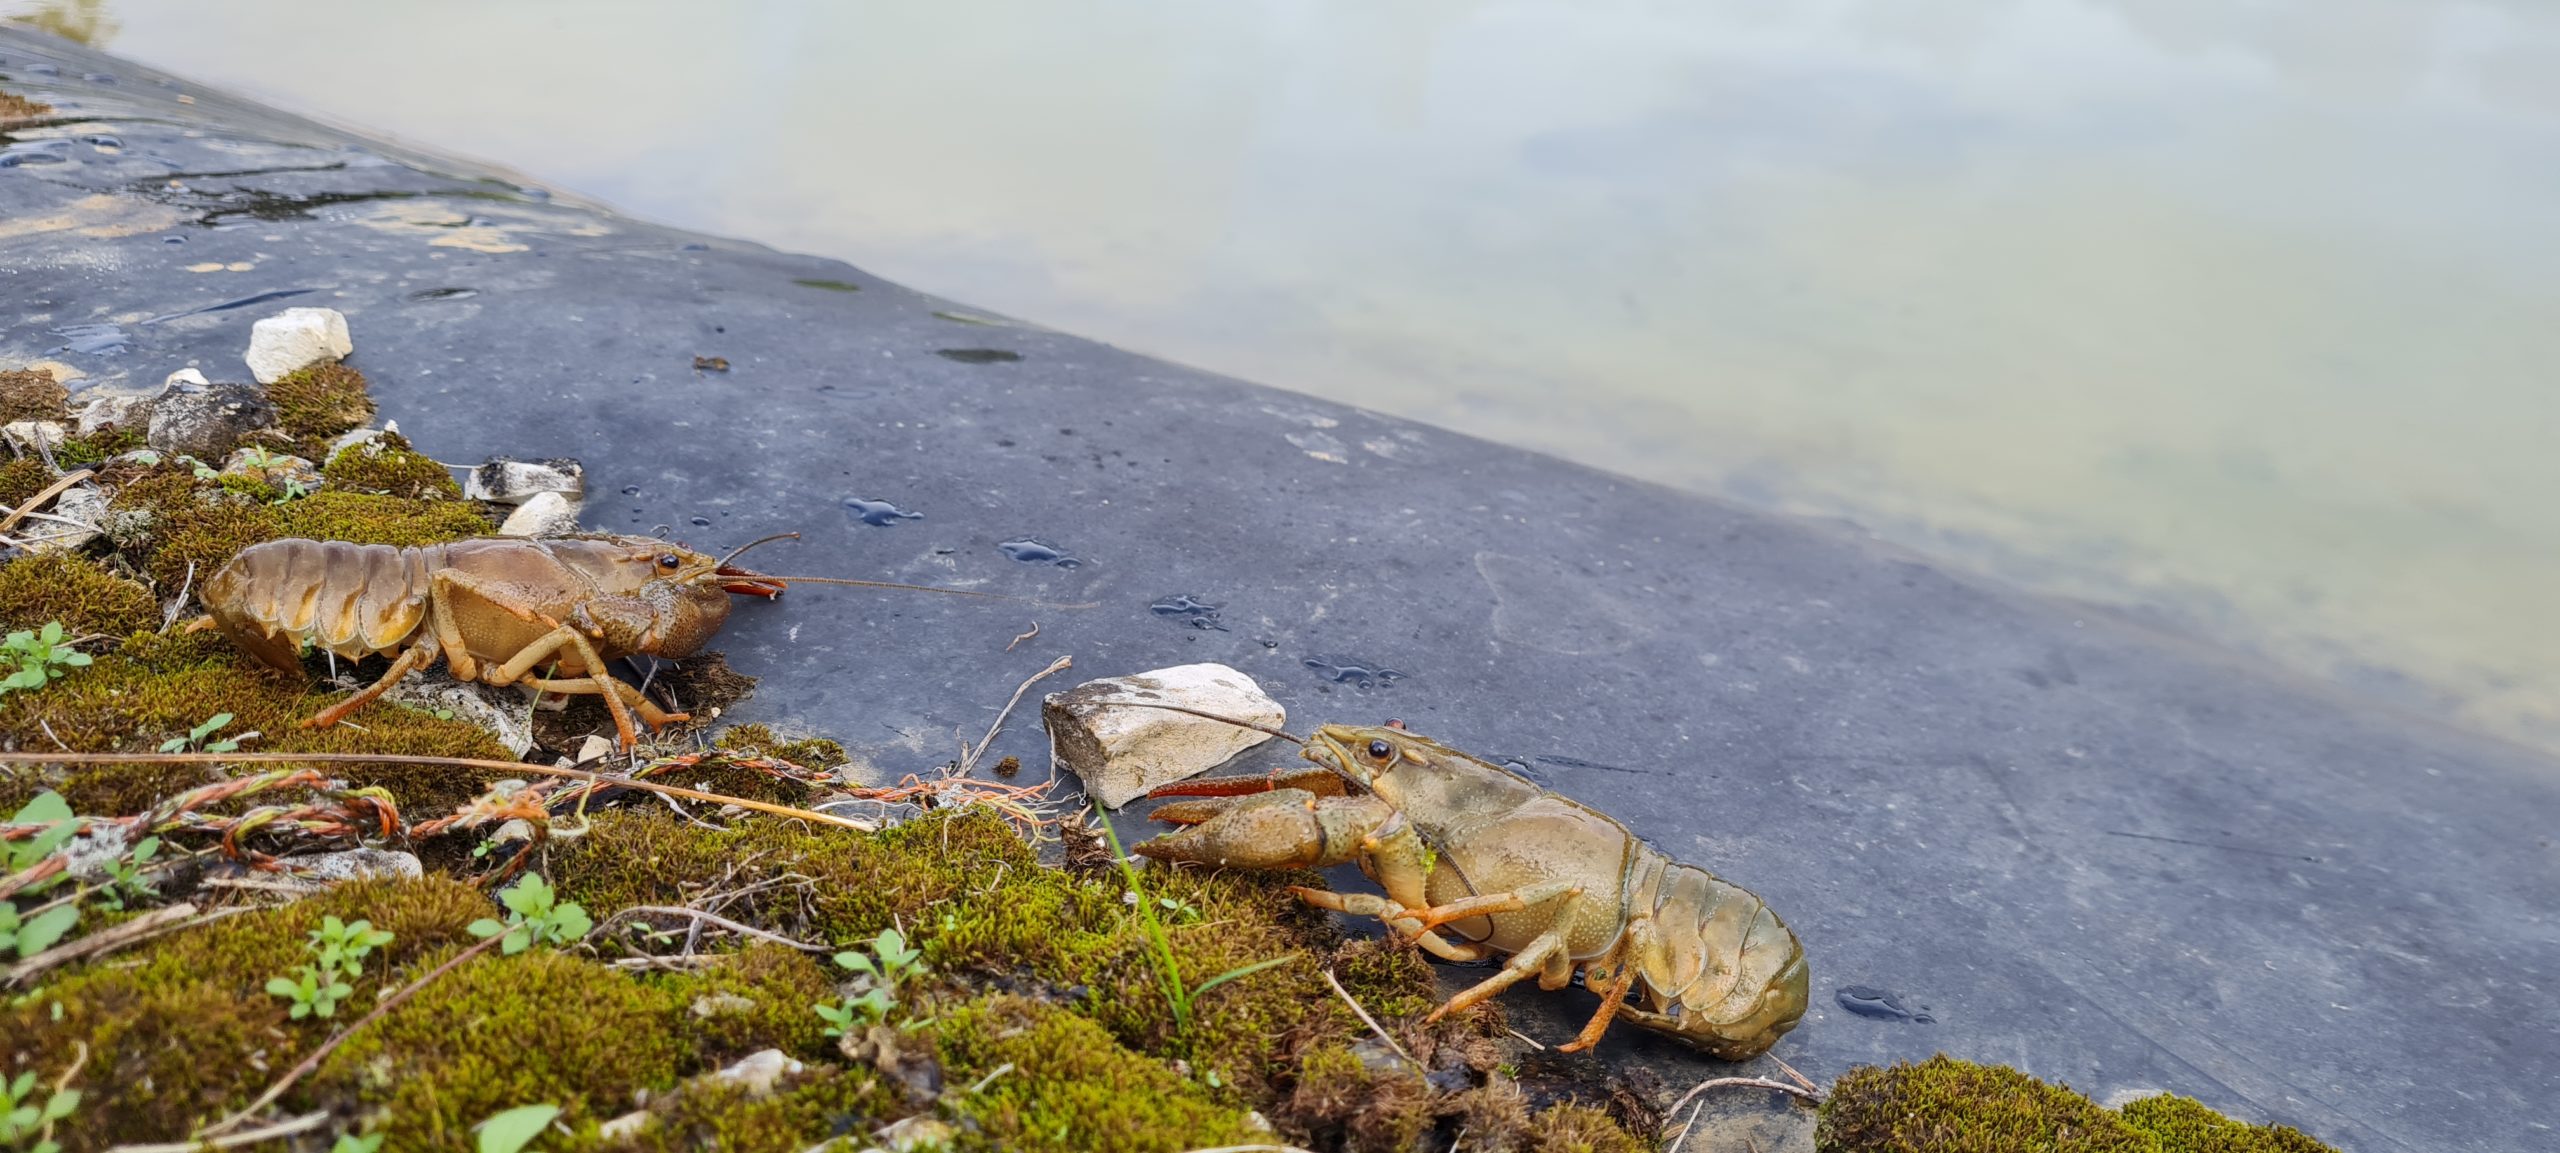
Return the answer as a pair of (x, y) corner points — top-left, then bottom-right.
(11, 0), (2559, 754)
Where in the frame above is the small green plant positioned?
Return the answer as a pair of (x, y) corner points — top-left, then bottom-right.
(269, 476), (311, 504)
(0, 1066), (81, 1153)
(265, 965), (354, 1021)
(158, 712), (241, 754)
(468, 874), (592, 954)
(308, 915), (395, 978)
(1128, 891), (1202, 924)
(234, 446), (282, 470)
(2, 793), (79, 960)
(93, 836), (161, 912)
(0, 622), (90, 695)
(473, 1103), (559, 1153)
(815, 925), (929, 1036)
(328, 1134), (384, 1153)
(266, 914), (395, 1019)
(190, 462), (219, 481)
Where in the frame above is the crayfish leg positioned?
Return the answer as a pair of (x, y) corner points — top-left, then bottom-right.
(303, 640), (439, 731)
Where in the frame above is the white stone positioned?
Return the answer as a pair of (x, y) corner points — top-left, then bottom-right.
(294, 847), (423, 884)
(23, 485), (107, 555)
(1043, 662), (1284, 808)
(597, 1111), (654, 1142)
(324, 426), (387, 462)
(244, 306), (353, 384)
(3, 420), (65, 456)
(465, 457), (584, 504)
(381, 669), (536, 757)
(498, 490), (581, 538)
(163, 368), (209, 390)
(708, 1049), (804, 1096)
(73, 390), (156, 437)
(575, 733), (614, 765)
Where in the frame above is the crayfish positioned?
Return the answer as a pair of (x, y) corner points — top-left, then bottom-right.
(194, 532), (1015, 749)
(1127, 711), (1809, 1059)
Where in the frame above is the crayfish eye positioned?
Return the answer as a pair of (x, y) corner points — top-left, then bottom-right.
(1366, 739), (1394, 761)
(656, 553), (682, 571)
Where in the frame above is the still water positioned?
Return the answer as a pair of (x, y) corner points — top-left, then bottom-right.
(11, 0), (2560, 754)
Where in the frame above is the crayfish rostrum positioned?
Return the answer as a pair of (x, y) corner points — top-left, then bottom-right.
(1133, 718), (1810, 1059)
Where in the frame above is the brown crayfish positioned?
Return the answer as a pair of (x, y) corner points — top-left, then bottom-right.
(1128, 713), (1809, 1059)
(196, 532), (1007, 749)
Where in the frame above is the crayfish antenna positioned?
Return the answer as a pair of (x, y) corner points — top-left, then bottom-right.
(1090, 700), (1304, 744)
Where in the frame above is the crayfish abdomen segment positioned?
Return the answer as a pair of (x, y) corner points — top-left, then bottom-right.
(204, 539), (440, 670)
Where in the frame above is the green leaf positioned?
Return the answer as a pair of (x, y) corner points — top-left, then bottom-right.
(475, 1103), (561, 1153)
(59, 652), (89, 668)
(156, 737), (186, 753)
(131, 836), (161, 864)
(549, 904), (591, 941)
(1190, 953), (1298, 998)
(467, 918), (505, 940)
(38, 622), (62, 645)
(266, 977), (303, 998)
(14, 905), (77, 957)
(8, 791), (71, 826)
(500, 927), (531, 955)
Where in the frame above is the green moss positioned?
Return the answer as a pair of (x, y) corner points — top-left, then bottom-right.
(615, 1066), (901, 1153)
(111, 470), (284, 589)
(1816, 1057), (2341, 1153)
(1525, 1105), (1653, 1153)
(935, 996), (1260, 1152)
(313, 946), (686, 1150)
(322, 432), (463, 500)
(267, 362), (376, 442)
(2, 879), (491, 1148)
(0, 554), (159, 637)
(54, 426), (144, 469)
(214, 472), (279, 502)
(659, 945), (840, 1064)
(1818, 1057), (2150, 1153)
(275, 490), (492, 544)
(715, 722), (848, 770)
(1278, 1045), (1435, 1153)
(0, 455), (58, 509)
(2119, 1094), (2338, 1153)
(0, 649), (513, 815)
(0, 367), (69, 422)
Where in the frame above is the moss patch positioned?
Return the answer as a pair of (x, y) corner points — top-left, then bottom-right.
(322, 432), (463, 500)
(0, 367), (70, 421)
(1815, 1056), (2340, 1153)
(0, 553), (158, 637)
(935, 996), (1260, 1152)
(266, 362), (376, 445)
(0, 649), (514, 814)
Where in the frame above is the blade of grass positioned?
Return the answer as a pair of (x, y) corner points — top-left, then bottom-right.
(1089, 799), (1190, 1035)
(1190, 953), (1297, 999)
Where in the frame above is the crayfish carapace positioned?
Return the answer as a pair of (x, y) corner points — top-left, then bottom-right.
(1128, 713), (1809, 1059)
(196, 532), (1028, 749)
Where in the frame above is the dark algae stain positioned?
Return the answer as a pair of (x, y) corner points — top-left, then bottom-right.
(1836, 984), (1936, 1023)
(936, 348), (1023, 364)
(792, 277), (863, 292)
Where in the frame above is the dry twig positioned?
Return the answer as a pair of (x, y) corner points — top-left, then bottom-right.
(4, 902), (198, 985)
(958, 654), (1071, 776)
(196, 932), (505, 1138)
(108, 1112), (330, 1152)
(594, 905), (828, 953)
(1322, 967), (1417, 1070)
(1659, 1075), (1823, 1126)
